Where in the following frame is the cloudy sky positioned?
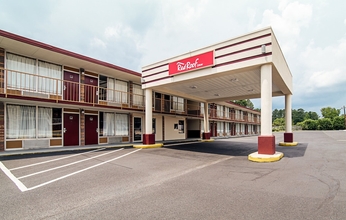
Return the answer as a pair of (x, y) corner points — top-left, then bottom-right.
(1, 0), (345, 115)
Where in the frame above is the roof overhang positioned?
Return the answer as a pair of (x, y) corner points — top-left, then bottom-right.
(0, 29), (141, 83)
(142, 27), (292, 103)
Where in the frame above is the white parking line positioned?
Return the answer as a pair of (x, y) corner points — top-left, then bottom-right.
(10, 148), (105, 171)
(26, 148), (141, 191)
(18, 148), (124, 179)
(0, 161), (28, 192)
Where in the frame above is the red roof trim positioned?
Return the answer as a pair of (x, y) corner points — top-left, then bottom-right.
(0, 29), (141, 77)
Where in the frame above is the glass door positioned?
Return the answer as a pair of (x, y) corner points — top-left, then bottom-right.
(134, 117), (142, 142)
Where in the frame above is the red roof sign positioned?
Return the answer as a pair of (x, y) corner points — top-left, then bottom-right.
(169, 51), (214, 75)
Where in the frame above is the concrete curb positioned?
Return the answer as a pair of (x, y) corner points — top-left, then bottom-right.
(133, 143), (164, 149)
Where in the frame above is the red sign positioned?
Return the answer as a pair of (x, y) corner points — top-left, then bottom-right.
(169, 51), (214, 75)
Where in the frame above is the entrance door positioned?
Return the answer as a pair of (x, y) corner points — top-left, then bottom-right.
(84, 75), (98, 104)
(64, 113), (79, 146)
(64, 71), (80, 101)
(134, 117), (142, 142)
(85, 114), (98, 145)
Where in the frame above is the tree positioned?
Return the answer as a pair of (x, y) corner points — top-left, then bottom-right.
(304, 111), (319, 120)
(332, 116), (346, 130)
(232, 99), (254, 109)
(292, 108), (306, 125)
(272, 109), (285, 121)
(317, 118), (333, 130)
(320, 107), (340, 119)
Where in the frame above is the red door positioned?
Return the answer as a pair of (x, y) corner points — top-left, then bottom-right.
(64, 71), (80, 101)
(64, 113), (79, 146)
(84, 75), (98, 103)
(85, 114), (98, 145)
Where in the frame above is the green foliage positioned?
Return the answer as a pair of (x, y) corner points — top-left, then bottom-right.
(332, 116), (346, 130)
(304, 111), (319, 120)
(317, 118), (333, 130)
(273, 118), (285, 127)
(272, 109), (285, 121)
(300, 119), (318, 130)
(292, 108), (305, 125)
(232, 99), (254, 109)
(321, 107), (340, 119)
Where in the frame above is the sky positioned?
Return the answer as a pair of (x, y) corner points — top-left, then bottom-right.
(1, 0), (346, 115)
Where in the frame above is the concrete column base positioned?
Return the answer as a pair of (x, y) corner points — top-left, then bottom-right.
(258, 135), (275, 155)
(143, 134), (155, 145)
(202, 132), (211, 140)
(248, 151), (284, 162)
(279, 132), (298, 146)
(284, 133), (293, 142)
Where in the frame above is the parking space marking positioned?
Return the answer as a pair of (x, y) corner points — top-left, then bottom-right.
(0, 148), (141, 192)
(0, 161), (28, 192)
(26, 148), (141, 191)
(10, 148), (105, 171)
(18, 148), (124, 179)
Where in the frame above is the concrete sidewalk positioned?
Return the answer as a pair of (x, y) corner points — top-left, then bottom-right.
(0, 138), (202, 157)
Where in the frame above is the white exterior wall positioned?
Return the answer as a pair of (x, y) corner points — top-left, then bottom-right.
(164, 116), (186, 140)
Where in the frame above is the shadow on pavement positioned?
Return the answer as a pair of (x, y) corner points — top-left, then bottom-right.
(164, 140), (308, 158)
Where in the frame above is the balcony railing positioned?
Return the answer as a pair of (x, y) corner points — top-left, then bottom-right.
(0, 68), (261, 124)
(0, 68), (144, 109)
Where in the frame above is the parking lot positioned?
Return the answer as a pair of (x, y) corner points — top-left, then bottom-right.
(0, 131), (346, 219)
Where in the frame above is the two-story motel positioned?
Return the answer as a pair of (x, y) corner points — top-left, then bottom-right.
(0, 27), (295, 162)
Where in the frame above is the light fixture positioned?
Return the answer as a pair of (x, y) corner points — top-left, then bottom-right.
(190, 85), (197, 89)
(81, 109), (85, 114)
(230, 78), (238, 82)
(80, 68), (85, 74)
(261, 45), (266, 54)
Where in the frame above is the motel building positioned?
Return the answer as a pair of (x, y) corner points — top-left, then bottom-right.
(0, 27), (295, 162)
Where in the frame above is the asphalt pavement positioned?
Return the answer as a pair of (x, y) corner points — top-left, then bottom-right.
(0, 131), (345, 219)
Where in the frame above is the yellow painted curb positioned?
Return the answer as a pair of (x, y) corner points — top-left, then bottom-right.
(200, 139), (215, 142)
(279, 142), (298, 146)
(248, 151), (284, 163)
(133, 143), (163, 149)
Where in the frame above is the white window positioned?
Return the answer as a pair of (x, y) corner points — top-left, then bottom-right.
(172, 96), (184, 112)
(133, 84), (144, 106)
(6, 53), (36, 91)
(217, 105), (224, 118)
(38, 107), (52, 138)
(38, 60), (62, 95)
(225, 122), (230, 134)
(103, 112), (115, 136)
(116, 114), (129, 136)
(107, 78), (128, 104)
(225, 107), (230, 118)
(6, 104), (36, 139)
(217, 121), (223, 135)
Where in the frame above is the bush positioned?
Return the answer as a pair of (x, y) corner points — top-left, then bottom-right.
(317, 118), (333, 130)
(333, 116), (346, 130)
(301, 119), (318, 130)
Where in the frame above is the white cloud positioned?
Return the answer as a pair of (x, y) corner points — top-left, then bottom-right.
(299, 38), (346, 92)
(344, 18), (346, 25)
(256, 1), (312, 53)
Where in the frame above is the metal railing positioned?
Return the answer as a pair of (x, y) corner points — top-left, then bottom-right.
(0, 68), (144, 109)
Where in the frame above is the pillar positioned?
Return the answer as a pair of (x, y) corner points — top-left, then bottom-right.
(284, 94), (293, 142)
(143, 89), (155, 144)
(202, 102), (211, 139)
(258, 64), (275, 154)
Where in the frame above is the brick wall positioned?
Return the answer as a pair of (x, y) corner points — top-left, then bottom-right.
(80, 110), (85, 146)
(0, 102), (4, 151)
